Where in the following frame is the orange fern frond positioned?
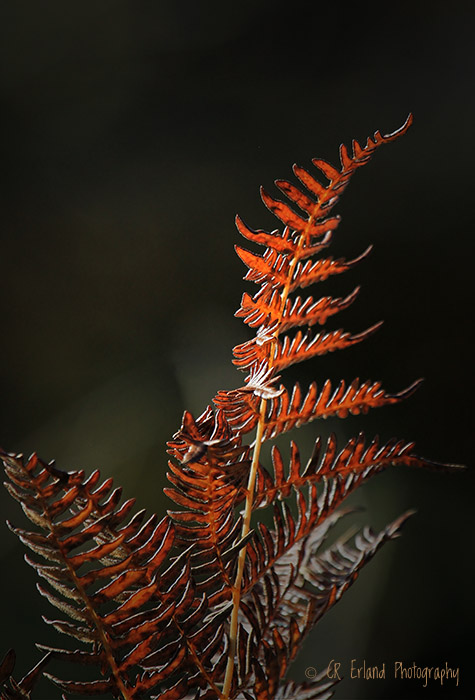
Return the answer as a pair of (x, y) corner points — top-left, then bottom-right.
(233, 323), (382, 372)
(165, 408), (251, 607)
(239, 433), (460, 601)
(236, 284), (359, 331)
(215, 376), (422, 437)
(235, 244), (372, 292)
(258, 377), (423, 439)
(235, 115), (413, 293)
(2, 114), (464, 700)
(1, 450), (226, 698)
(252, 433), (462, 510)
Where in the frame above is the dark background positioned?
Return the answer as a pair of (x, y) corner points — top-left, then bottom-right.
(0, 2), (473, 698)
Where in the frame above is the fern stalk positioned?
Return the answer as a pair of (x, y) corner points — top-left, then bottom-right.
(222, 196), (322, 697)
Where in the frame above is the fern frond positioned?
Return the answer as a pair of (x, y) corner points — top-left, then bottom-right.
(218, 114), (463, 698)
(232, 323), (382, 372)
(299, 510), (415, 595)
(236, 284), (359, 332)
(215, 376), (422, 437)
(255, 511), (417, 678)
(2, 113), (463, 700)
(259, 377), (422, 439)
(234, 116), (413, 306)
(253, 432), (462, 512)
(165, 409), (251, 607)
(235, 243), (371, 292)
(232, 507), (416, 700)
(1, 451), (222, 699)
(285, 114), (413, 222)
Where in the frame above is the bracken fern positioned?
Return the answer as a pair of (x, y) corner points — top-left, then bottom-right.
(0, 114), (463, 700)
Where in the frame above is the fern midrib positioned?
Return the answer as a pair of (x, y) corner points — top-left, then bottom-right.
(40, 490), (224, 699)
(174, 615), (225, 699)
(222, 177), (338, 697)
(100, 509), (225, 698)
(29, 469), (132, 700)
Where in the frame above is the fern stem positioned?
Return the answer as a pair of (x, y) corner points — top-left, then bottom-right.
(223, 197), (322, 697)
(223, 401), (267, 697)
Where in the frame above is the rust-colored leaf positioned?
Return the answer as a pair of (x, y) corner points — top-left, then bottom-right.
(232, 323), (382, 372)
(236, 285), (359, 331)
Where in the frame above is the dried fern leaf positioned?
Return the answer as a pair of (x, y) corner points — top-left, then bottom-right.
(236, 285), (359, 332)
(1, 451), (223, 698)
(2, 113), (464, 700)
(239, 509), (415, 694)
(271, 510), (417, 657)
(215, 376), (422, 437)
(166, 408), (251, 607)
(240, 432), (461, 599)
(235, 243), (371, 292)
(235, 116), (412, 285)
(253, 432), (463, 511)
(232, 322), (382, 372)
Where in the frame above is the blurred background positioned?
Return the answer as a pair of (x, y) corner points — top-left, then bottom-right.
(0, 1), (473, 698)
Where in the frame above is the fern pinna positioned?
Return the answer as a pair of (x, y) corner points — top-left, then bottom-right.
(1, 115), (463, 700)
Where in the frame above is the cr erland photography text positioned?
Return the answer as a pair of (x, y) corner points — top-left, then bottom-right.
(305, 658), (460, 690)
